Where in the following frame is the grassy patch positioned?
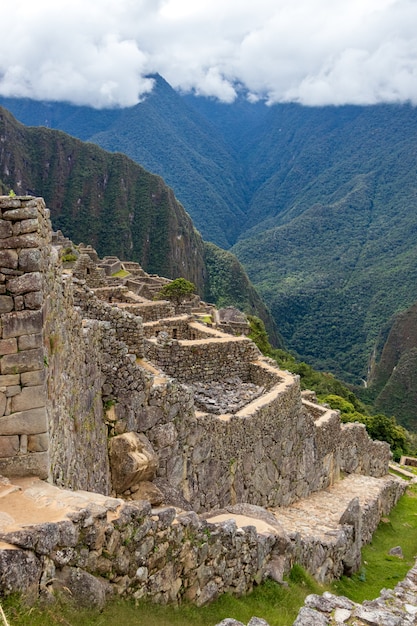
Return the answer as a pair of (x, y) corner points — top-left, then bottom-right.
(111, 269), (130, 278)
(332, 483), (417, 603)
(2, 568), (324, 626)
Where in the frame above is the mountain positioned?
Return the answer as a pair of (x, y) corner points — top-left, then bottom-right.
(0, 105), (279, 344)
(3, 87), (417, 390)
(0, 76), (248, 249)
(366, 302), (417, 431)
(231, 104), (417, 383)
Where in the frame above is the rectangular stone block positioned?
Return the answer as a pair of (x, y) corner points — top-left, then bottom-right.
(20, 219), (39, 234)
(0, 249), (18, 269)
(2, 310), (43, 339)
(0, 198), (21, 209)
(1, 348), (44, 374)
(0, 296), (14, 314)
(24, 291), (43, 310)
(0, 451), (49, 479)
(5, 385), (21, 398)
(18, 249), (42, 272)
(18, 334), (42, 351)
(28, 433), (48, 452)
(0, 374), (20, 386)
(0, 233), (39, 250)
(0, 338), (17, 355)
(21, 369), (46, 386)
(1, 206), (38, 220)
(0, 407), (47, 435)
(0, 221), (13, 239)
(0, 392), (6, 417)
(7, 272), (43, 295)
(11, 385), (45, 412)
(0, 435), (19, 458)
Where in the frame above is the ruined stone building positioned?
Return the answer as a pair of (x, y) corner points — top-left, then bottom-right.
(0, 196), (406, 612)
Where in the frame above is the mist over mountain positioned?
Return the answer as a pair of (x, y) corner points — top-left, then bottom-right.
(2, 81), (417, 394)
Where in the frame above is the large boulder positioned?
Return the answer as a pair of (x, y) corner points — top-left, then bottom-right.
(109, 432), (158, 494)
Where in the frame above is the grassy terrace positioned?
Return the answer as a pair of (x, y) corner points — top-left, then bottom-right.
(3, 482), (417, 626)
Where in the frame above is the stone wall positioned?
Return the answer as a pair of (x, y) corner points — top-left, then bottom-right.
(0, 197), (51, 478)
(74, 285), (145, 359)
(145, 334), (260, 383)
(43, 259), (111, 492)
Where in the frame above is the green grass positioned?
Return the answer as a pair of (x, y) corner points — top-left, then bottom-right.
(1, 568), (323, 626)
(111, 269), (130, 278)
(332, 483), (417, 603)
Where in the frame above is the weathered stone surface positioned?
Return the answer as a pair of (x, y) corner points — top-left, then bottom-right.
(0, 296), (14, 314)
(109, 432), (158, 494)
(0, 406), (47, 434)
(0, 221), (13, 239)
(2, 206), (38, 220)
(2, 309), (43, 339)
(248, 619), (270, 626)
(24, 291), (43, 309)
(0, 338), (17, 355)
(388, 545), (404, 558)
(21, 369), (46, 386)
(0, 249), (18, 269)
(0, 451), (48, 478)
(292, 607), (329, 625)
(0, 374), (19, 386)
(353, 606), (402, 625)
(0, 392), (6, 417)
(7, 271), (42, 295)
(1, 347), (44, 374)
(0, 233), (39, 249)
(131, 481), (164, 505)
(28, 433), (49, 452)
(53, 567), (110, 609)
(19, 248), (43, 272)
(18, 333), (42, 351)
(0, 547), (42, 599)
(0, 435), (19, 457)
(214, 620), (246, 626)
(11, 385), (45, 412)
(20, 218), (39, 234)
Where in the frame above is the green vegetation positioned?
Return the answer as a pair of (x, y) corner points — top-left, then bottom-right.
(157, 277), (196, 305)
(111, 268), (130, 278)
(204, 246), (283, 347)
(332, 484), (417, 602)
(1, 568), (323, 626)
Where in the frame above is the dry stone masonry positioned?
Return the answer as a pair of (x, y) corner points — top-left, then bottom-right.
(0, 196), (411, 614)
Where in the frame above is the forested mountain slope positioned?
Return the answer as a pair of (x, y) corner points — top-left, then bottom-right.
(366, 302), (417, 431)
(0, 76), (247, 248)
(0, 106), (279, 343)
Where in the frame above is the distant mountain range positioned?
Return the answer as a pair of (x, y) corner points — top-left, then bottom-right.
(2, 78), (417, 393)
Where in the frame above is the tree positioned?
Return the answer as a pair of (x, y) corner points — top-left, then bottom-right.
(157, 277), (196, 306)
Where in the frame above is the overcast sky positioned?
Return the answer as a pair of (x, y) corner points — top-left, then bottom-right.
(1, 0), (417, 108)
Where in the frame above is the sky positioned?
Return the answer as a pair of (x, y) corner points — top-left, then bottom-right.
(1, 0), (417, 108)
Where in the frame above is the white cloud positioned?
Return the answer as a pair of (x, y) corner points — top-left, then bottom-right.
(1, 0), (417, 107)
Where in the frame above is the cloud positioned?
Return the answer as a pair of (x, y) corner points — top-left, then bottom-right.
(1, 0), (417, 107)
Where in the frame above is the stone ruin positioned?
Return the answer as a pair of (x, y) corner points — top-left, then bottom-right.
(0, 196), (410, 620)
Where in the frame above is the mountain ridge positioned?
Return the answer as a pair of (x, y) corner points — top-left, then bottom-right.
(0, 105), (280, 344)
